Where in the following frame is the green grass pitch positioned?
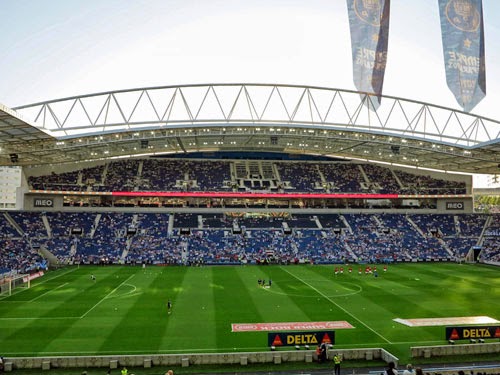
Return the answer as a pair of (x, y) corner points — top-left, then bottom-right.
(0, 263), (498, 363)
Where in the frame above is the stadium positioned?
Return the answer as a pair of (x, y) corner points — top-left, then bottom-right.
(1, 2), (500, 375)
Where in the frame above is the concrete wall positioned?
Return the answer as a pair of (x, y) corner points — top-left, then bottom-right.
(2, 348), (397, 371)
(6, 343), (498, 371)
(411, 342), (500, 358)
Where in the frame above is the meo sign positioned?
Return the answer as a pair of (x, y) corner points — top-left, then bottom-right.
(446, 202), (464, 210)
(34, 198), (54, 207)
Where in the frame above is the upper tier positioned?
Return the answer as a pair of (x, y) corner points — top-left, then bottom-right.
(28, 158), (467, 195)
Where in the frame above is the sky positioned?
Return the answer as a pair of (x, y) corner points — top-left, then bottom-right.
(1, 0), (500, 186)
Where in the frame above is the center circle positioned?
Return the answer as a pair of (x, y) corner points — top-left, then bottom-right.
(263, 280), (362, 298)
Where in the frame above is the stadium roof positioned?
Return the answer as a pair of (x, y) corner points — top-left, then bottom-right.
(0, 102), (56, 163)
(2, 83), (500, 174)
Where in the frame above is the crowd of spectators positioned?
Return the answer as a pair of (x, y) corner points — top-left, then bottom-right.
(293, 230), (350, 263)
(276, 162), (321, 192)
(479, 215), (500, 263)
(0, 239), (45, 275)
(319, 163), (364, 193)
(184, 160), (231, 191)
(361, 164), (400, 193)
(411, 214), (487, 258)
(103, 160), (140, 192)
(1, 211), (499, 274)
(126, 213), (178, 264)
(28, 170), (81, 191)
(9, 212), (48, 238)
(27, 159), (468, 196)
(80, 164), (105, 185)
(457, 214), (488, 236)
(77, 213), (133, 263)
(139, 159), (231, 192)
(395, 170), (466, 194)
(412, 214), (456, 237)
(46, 212), (96, 237)
(481, 237), (500, 262)
(343, 214), (408, 262)
(0, 214), (19, 239)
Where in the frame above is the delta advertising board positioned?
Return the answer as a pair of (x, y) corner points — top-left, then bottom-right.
(268, 331), (335, 347)
(446, 325), (500, 340)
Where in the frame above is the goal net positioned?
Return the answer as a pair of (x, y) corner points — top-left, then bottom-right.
(0, 274), (31, 296)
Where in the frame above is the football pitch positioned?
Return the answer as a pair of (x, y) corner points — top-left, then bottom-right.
(0, 263), (498, 363)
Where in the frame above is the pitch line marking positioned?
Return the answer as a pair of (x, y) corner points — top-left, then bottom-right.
(0, 316), (80, 321)
(29, 282), (68, 302)
(263, 281), (362, 298)
(108, 283), (141, 300)
(280, 266), (392, 344)
(0, 267), (77, 300)
(33, 267), (78, 286)
(79, 274), (134, 319)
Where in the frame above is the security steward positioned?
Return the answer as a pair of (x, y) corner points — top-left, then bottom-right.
(333, 353), (342, 375)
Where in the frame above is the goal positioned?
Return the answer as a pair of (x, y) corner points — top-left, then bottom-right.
(0, 274), (31, 296)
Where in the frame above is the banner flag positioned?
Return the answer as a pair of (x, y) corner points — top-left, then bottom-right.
(346, 0), (390, 109)
(438, 0), (486, 112)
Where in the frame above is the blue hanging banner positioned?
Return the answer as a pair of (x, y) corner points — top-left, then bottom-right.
(438, 0), (486, 112)
(346, 0), (390, 109)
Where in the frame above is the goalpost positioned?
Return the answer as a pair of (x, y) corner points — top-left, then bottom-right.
(0, 274), (31, 296)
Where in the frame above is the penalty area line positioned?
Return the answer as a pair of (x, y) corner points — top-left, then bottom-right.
(0, 268), (78, 301)
(280, 267), (392, 344)
(29, 282), (69, 302)
(79, 274), (135, 319)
